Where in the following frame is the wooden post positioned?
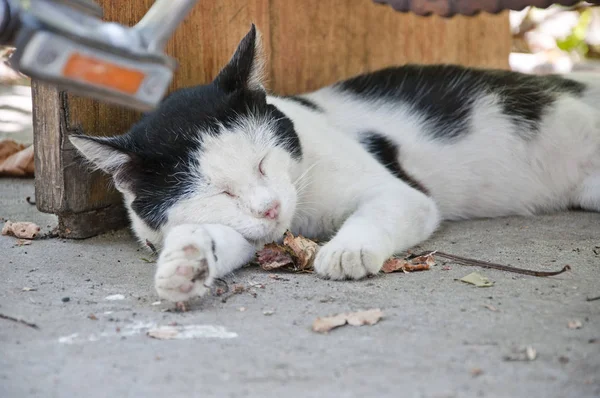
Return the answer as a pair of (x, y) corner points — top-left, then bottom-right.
(32, 0), (510, 238)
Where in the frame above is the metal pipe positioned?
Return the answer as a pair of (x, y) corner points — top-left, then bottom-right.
(133, 0), (198, 52)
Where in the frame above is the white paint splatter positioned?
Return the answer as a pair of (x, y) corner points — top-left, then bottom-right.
(58, 321), (237, 344)
(58, 333), (79, 344)
(147, 325), (238, 340)
(104, 294), (125, 301)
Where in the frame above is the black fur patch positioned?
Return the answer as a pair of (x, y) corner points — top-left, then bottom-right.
(360, 132), (428, 194)
(337, 65), (585, 141)
(284, 96), (323, 112)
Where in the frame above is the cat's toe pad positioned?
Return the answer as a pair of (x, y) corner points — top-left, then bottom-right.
(314, 242), (383, 280)
(154, 227), (215, 302)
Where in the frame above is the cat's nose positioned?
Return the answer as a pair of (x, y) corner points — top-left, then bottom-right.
(263, 201), (280, 220)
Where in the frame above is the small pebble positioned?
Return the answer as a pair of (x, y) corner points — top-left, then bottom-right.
(62, 297), (70, 302)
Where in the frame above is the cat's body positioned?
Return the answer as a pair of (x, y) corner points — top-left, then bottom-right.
(71, 26), (600, 302)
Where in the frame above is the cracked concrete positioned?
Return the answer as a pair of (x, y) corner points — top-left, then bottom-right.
(1, 178), (599, 398)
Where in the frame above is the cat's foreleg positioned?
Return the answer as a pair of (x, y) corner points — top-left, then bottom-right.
(314, 186), (440, 280)
(154, 224), (255, 302)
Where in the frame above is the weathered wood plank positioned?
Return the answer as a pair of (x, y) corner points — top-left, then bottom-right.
(31, 81), (63, 213)
(269, 0), (510, 95)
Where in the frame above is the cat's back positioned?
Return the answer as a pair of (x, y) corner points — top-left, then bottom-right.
(297, 65), (600, 219)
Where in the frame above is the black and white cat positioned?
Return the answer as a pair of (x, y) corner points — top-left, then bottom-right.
(70, 26), (600, 302)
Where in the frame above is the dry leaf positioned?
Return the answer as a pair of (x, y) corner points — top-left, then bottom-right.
(2, 220), (41, 239)
(382, 258), (412, 273)
(0, 140), (34, 177)
(312, 309), (384, 333)
(283, 231), (319, 270)
(312, 313), (348, 333)
(483, 304), (499, 312)
(257, 243), (295, 271)
(382, 253), (434, 273)
(460, 272), (494, 287)
(257, 231), (319, 272)
(567, 320), (582, 329)
(88, 313), (98, 320)
(15, 239), (32, 246)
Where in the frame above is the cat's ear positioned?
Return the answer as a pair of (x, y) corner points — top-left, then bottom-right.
(214, 24), (266, 93)
(69, 135), (132, 174)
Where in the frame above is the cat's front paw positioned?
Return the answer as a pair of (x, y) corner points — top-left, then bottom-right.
(314, 240), (385, 280)
(154, 225), (216, 302)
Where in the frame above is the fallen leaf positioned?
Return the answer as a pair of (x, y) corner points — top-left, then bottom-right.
(346, 309), (384, 326)
(2, 220), (41, 239)
(0, 140), (34, 177)
(257, 231), (318, 272)
(381, 258), (411, 273)
(382, 253), (434, 273)
(87, 313), (98, 320)
(312, 313), (348, 333)
(15, 239), (32, 246)
(22, 287), (36, 292)
(282, 231), (319, 270)
(460, 272), (494, 287)
(567, 320), (582, 329)
(503, 346), (537, 361)
(312, 309), (384, 333)
(257, 243), (295, 271)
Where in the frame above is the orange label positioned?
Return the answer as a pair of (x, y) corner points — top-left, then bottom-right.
(63, 53), (145, 94)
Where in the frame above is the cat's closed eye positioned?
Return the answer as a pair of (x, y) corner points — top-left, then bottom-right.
(258, 156), (267, 177)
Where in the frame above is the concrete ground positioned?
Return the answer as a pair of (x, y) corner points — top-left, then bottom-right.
(1, 178), (599, 398)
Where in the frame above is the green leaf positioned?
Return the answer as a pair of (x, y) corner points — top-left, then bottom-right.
(460, 272), (494, 287)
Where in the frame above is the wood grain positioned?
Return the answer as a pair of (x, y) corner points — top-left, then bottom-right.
(269, 0), (510, 94)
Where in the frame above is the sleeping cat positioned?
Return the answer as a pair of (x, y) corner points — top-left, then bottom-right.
(70, 25), (600, 303)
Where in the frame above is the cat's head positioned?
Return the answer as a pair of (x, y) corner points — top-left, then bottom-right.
(69, 25), (302, 248)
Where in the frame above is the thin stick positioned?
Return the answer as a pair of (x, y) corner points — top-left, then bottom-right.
(0, 313), (39, 329)
(586, 296), (600, 302)
(419, 250), (571, 277)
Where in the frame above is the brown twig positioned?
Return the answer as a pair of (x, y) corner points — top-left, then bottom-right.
(0, 313), (39, 329)
(419, 250), (571, 277)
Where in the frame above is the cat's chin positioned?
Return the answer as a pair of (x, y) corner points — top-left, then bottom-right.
(245, 221), (290, 247)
